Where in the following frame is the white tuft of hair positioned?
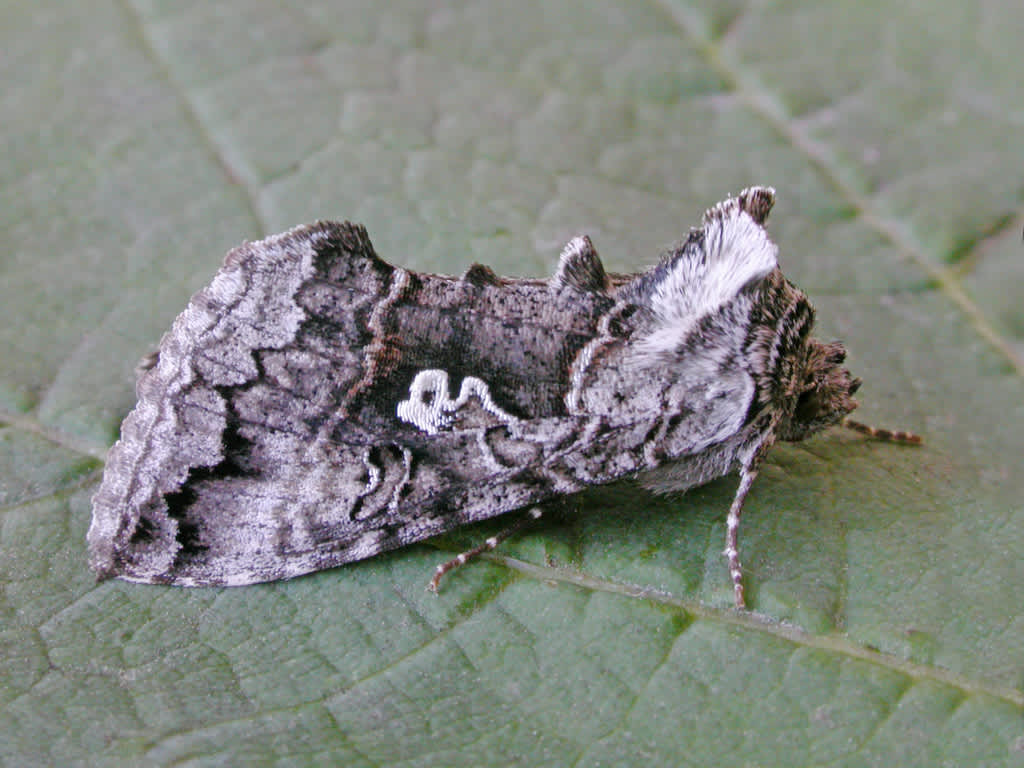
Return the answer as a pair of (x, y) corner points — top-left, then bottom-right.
(640, 191), (778, 356)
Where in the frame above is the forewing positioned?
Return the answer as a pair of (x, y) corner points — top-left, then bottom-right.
(88, 222), (618, 585)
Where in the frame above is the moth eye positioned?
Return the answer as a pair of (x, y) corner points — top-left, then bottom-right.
(421, 390), (435, 405)
(794, 387), (822, 422)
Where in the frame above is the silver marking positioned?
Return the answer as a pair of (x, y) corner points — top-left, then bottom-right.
(397, 369), (517, 434)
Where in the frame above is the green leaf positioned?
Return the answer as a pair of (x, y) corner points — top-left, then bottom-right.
(2, 1), (1022, 765)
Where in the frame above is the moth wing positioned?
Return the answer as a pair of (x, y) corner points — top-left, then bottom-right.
(89, 222), (618, 585)
(88, 221), (394, 584)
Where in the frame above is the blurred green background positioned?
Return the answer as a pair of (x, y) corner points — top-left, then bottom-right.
(2, 1), (1022, 765)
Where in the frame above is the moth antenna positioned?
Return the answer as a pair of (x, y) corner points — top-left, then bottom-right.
(428, 508), (544, 592)
(841, 418), (922, 445)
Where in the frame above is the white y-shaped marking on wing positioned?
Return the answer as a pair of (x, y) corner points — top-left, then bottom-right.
(397, 369), (517, 434)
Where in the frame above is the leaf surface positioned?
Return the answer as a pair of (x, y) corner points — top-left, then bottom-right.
(2, 1), (1022, 765)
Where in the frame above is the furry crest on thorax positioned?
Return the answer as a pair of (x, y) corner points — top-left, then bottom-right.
(621, 186), (861, 444)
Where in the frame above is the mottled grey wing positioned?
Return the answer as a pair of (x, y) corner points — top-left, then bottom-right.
(88, 222), (618, 585)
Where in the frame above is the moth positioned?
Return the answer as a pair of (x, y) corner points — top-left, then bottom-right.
(88, 187), (918, 608)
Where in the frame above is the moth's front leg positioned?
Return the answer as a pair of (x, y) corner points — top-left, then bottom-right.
(723, 436), (774, 609)
(723, 462), (759, 609)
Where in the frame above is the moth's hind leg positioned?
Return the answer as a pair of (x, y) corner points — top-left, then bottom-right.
(428, 508), (544, 592)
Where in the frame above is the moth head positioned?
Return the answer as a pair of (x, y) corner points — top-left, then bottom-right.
(777, 339), (861, 441)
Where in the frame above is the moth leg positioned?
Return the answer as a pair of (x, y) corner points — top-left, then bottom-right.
(428, 507), (544, 592)
(723, 462), (760, 609)
(841, 418), (922, 445)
